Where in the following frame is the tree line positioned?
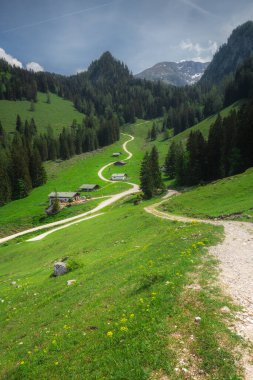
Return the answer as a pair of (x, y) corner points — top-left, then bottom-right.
(140, 146), (164, 198)
(0, 112), (120, 206)
(164, 101), (253, 186)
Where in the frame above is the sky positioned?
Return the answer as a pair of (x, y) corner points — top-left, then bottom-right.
(0, 0), (253, 75)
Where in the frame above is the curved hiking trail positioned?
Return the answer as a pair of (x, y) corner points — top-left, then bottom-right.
(145, 190), (253, 379)
(0, 133), (139, 244)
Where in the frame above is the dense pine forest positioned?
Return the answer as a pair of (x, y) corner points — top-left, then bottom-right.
(164, 101), (253, 186)
(0, 112), (120, 205)
(0, 21), (253, 205)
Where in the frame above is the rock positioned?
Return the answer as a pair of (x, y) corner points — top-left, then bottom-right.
(54, 262), (68, 277)
(220, 306), (231, 314)
(11, 281), (17, 286)
(67, 279), (76, 286)
(195, 316), (201, 323)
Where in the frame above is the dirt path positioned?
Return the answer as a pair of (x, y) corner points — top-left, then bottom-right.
(145, 190), (253, 379)
(0, 134), (139, 244)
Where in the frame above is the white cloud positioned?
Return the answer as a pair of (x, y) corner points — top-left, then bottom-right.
(26, 62), (44, 72)
(0, 47), (23, 68)
(179, 39), (217, 62)
(76, 67), (87, 74)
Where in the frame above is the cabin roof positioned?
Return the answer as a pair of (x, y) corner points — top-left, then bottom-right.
(111, 173), (126, 177)
(48, 192), (79, 198)
(79, 184), (98, 190)
(114, 161), (126, 165)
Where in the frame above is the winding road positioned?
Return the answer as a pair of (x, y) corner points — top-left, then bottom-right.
(145, 191), (253, 379)
(1, 129), (252, 377)
(0, 133), (139, 244)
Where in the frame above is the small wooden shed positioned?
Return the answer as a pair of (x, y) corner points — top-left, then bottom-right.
(78, 184), (100, 192)
(48, 192), (81, 205)
(114, 161), (126, 166)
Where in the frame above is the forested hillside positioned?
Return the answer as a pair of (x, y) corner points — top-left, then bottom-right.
(1, 21), (253, 207)
(200, 21), (253, 85)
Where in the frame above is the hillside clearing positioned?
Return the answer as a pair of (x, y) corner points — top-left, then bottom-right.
(160, 168), (253, 223)
(0, 92), (84, 134)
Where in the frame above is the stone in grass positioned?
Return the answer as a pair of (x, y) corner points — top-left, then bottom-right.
(220, 306), (231, 314)
(54, 262), (68, 277)
(67, 279), (76, 286)
(195, 316), (201, 323)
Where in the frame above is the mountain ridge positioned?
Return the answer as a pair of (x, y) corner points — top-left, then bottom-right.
(135, 60), (209, 86)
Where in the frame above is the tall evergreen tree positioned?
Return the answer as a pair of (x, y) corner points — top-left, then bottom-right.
(150, 146), (164, 191)
(207, 114), (223, 180)
(140, 152), (153, 199)
(164, 141), (178, 179)
(186, 131), (207, 185)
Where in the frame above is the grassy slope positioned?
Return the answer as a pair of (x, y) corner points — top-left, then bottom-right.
(0, 92), (84, 134)
(169, 101), (242, 145)
(160, 168), (253, 222)
(0, 101), (243, 237)
(0, 138), (131, 237)
(120, 101), (241, 183)
(0, 197), (242, 380)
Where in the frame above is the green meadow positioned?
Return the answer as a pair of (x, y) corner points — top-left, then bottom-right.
(160, 168), (253, 222)
(0, 113), (248, 378)
(0, 102), (245, 237)
(0, 137), (131, 237)
(0, 92), (84, 134)
(0, 196), (242, 379)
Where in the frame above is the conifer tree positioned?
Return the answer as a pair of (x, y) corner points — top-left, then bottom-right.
(164, 141), (178, 179)
(150, 146), (164, 191)
(150, 123), (157, 140)
(140, 152), (153, 199)
(186, 131), (207, 185)
(16, 115), (23, 133)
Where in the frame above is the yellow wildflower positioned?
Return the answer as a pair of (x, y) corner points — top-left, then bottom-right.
(54, 361), (59, 366)
(120, 317), (127, 323)
(130, 313), (135, 319)
(120, 326), (128, 332)
(20, 361), (25, 365)
(107, 331), (113, 337)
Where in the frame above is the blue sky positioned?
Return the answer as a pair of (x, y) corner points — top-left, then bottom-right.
(0, 0), (253, 74)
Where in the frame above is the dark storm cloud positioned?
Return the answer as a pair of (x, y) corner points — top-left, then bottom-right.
(0, 0), (253, 74)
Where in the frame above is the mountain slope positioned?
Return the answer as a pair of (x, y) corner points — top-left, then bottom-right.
(0, 92), (84, 134)
(135, 61), (209, 86)
(200, 21), (253, 85)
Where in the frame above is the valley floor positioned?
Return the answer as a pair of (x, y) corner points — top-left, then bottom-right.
(1, 127), (252, 379)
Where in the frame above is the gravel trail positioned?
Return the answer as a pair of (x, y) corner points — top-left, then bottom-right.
(145, 190), (253, 379)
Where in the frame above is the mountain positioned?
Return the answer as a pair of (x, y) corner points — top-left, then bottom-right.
(200, 21), (253, 85)
(135, 61), (209, 86)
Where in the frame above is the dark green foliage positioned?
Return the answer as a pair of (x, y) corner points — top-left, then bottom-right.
(51, 195), (60, 214)
(140, 152), (153, 199)
(140, 147), (164, 198)
(167, 101), (253, 186)
(207, 114), (223, 180)
(29, 148), (47, 187)
(10, 133), (32, 199)
(150, 123), (157, 140)
(200, 21), (253, 85)
(224, 57), (253, 106)
(164, 141), (178, 179)
(150, 146), (164, 191)
(0, 150), (12, 205)
(187, 131), (207, 185)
